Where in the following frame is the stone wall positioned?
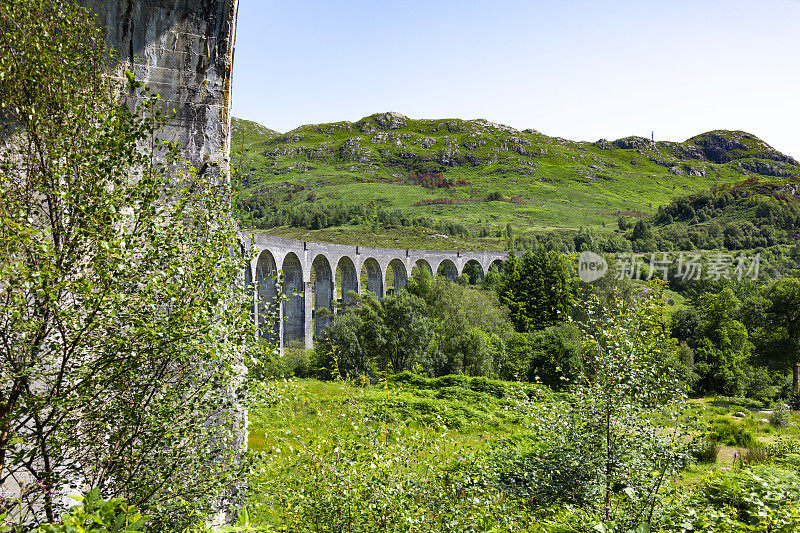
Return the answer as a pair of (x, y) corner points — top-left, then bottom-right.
(82, 0), (239, 171)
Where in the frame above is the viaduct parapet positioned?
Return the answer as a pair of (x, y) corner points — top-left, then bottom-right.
(243, 234), (509, 349)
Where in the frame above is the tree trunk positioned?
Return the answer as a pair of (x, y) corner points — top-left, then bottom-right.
(793, 360), (799, 395)
(0, 380), (24, 479)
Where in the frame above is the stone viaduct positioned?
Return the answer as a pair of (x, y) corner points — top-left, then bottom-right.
(244, 235), (509, 350)
(78, 0), (511, 349)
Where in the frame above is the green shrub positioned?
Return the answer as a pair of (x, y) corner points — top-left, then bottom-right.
(481, 293), (688, 530)
(701, 465), (800, 526)
(481, 438), (596, 508)
(525, 323), (584, 390)
(34, 489), (148, 533)
(769, 402), (792, 428)
(496, 332), (531, 381)
(709, 419), (757, 447)
(691, 439), (721, 464)
(32, 491), (268, 533)
(708, 417), (736, 443)
(766, 436), (800, 470)
(436, 374), (471, 390)
(767, 436), (800, 457)
(262, 343), (314, 378)
(658, 466), (800, 532)
(710, 395), (765, 409)
(464, 375), (507, 399)
(733, 427), (758, 447)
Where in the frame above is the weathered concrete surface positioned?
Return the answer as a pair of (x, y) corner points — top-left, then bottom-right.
(82, 0), (239, 171)
(243, 234), (509, 349)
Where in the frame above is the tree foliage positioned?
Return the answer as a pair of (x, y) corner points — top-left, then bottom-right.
(0, 1), (250, 529)
(410, 274), (513, 376)
(691, 289), (752, 396)
(573, 292), (686, 525)
(316, 290), (435, 378)
(479, 289), (687, 531)
(497, 249), (573, 333)
(759, 277), (800, 393)
(526, 322), (584, 389)
(316, 273), (516, 380)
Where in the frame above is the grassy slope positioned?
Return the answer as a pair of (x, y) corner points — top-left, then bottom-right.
(232, 114), (800, 248)
(248, 378), (800, 527)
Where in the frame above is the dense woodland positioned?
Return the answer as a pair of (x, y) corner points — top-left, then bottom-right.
(236, 176), (800, 256)
(280, 247), (800, 405)
(236, 196), (472, 238)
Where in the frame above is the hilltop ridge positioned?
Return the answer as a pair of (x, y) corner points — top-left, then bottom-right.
(231, 113), (800, 248)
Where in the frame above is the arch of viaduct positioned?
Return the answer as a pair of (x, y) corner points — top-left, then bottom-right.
(243, 234), (509, 349)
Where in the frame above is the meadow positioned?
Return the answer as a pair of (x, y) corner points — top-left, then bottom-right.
(246, 375), (800, 532)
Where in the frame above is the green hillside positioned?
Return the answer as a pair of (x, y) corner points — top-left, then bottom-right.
(231, 113), (800, 248)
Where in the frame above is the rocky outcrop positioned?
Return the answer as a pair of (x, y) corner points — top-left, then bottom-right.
(691, 132), (750, 163)
(658, 141), (706, 161)
(420, 137), (437, 149)
(593, 138), (613, 150)
(739, 159), (796, 178)
(356, 112), (409, 131)
(613, 136), (652, 150)
(686, 131), (798, 165)
(338, 138), (371, 162)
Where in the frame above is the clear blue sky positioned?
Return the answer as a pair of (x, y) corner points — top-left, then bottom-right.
(231, 0), (800, 159)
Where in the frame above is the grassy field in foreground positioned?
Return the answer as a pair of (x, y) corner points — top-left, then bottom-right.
(247, 377), (800, 530)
